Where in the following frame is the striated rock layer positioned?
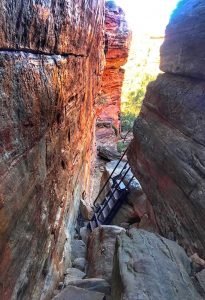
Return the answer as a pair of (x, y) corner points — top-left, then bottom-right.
(96, 0), (131, 133)
(0, 1), (105, 299)
(128, 0), (205, 257)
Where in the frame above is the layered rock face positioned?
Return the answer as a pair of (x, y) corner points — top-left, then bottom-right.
(0, 1), (104, 299)
(97, 0), (131, 133)
(128, 0), (205, 257)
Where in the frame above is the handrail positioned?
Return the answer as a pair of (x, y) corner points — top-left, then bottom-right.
(96, 162), (129, 220)
(93, 147), (128, 208)
(98, 166), (131, 222)
(120, 128), (132, 143)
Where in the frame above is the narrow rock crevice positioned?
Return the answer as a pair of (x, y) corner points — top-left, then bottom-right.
(0, 48), (87, 58)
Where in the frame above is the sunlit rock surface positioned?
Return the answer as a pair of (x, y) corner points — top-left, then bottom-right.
(128, 0), (205, 257)
(0, 1), (105, 299)
(97, 0), (131, 132)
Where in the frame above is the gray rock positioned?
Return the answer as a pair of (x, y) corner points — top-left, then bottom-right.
(66, 278), (111, 295)
(112, 229), (202, 300)
(73, 258), (87, 272)
(80, 226), (90, 244)
(53, 286), (105, 300)
(58, 282), (64, 290)
(71, 240), (86, 261)
(105, 160), (142, 192)
(97, 146), (121, 161)
(64, 268), (86, 286)
(80, 199), (93, 220)
(87, 225), (125, 283)
(196, 269), (205, 293)
(160, 1), (205, 79)
(191, 253), (205, 269)
(119, 222), (130, 229)
(136, 213), (157, 233)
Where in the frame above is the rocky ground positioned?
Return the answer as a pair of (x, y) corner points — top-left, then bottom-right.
(53, 224), (205, 300)
(52, 137), (205, 300)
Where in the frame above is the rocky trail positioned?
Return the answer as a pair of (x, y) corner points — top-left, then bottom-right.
(53, 151), (205, 299)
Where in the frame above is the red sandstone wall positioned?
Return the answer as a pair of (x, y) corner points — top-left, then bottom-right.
(0, 1), (105, 299)
(97, 0), (131, 133)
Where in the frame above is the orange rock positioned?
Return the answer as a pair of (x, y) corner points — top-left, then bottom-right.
(0, 0), (105, 299)
(97, 1), (131, 134)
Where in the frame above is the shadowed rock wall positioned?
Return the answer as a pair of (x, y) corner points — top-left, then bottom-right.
(128, 0), (205, 257)
(0, 1), (105, 299)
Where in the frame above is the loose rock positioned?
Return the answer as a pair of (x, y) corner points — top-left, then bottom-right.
(97, 146), (121, 161)
(80, 226), (90, 244)
(71, 240), (86, 262)
(80, 199), (93, 220)
(73, 258), (87, 272)
(53, 286), (105, 300)
(65, 278), (111, 295)
(64, 268), (86, 286)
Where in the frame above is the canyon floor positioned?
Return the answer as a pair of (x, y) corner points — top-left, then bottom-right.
(52, 128), (205, 300)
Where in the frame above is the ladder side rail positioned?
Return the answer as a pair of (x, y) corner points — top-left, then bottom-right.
(97, 167), (131, 222)
(112, 160), (129, 186)
(126, 175), (135, 189)
(105, 190), (128, 224)
(106, 166), (130, 204)
(93, 147), (128, 208)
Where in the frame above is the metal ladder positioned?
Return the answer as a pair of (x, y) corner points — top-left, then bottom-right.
(88, 149), (134, 231)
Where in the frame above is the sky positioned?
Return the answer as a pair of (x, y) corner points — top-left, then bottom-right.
(115, 0), (180, 36)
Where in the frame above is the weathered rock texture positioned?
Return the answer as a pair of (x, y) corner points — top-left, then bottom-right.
(128, 0), (205, 257)
(0, 1), (104, 299)
(96, 0), (131, 133)
(87, 225), (125, 283)
(112, 229), (202, 300)
(54, 286), (105, 300)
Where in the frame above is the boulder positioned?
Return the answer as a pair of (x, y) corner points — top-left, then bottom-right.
(53, 286), (105, 300)
(112, 229), (202, 300)
(80, 199), (93, 220)
(97, 146), (121, 161)
(80, 226), (90, 244)
(64, 268), (86, 286)
(138, 213), (157, 232)
(191, 253), (205, 269)
(65, 278), (111, 295)
(72, 258), (87, 272)
(71, 240), (86, 262)
(87, 225), (125, 282)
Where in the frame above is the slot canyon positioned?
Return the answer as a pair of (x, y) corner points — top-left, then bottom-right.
(0, 0), (205, 299)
